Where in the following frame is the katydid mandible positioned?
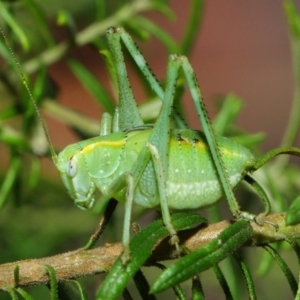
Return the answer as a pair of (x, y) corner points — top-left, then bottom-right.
(3, 26), (300, 262)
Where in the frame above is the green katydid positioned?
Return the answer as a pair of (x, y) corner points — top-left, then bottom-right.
(2, 26), (300, 263)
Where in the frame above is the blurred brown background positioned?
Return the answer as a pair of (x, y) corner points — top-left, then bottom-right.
(48, 1), (299, 153)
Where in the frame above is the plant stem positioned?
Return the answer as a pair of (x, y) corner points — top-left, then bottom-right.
(0, 213), (297, 291)
(23, 0), (155, 74)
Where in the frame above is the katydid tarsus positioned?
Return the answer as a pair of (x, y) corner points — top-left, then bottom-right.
(2, 26), (300, 263)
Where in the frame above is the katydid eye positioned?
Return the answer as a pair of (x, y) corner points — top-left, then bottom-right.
(66, 159), (77, 177)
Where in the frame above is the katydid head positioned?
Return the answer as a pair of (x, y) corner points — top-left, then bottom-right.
(55, 144), (96, 210)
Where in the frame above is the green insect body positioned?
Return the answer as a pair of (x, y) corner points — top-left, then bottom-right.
(57, 127), (255, 211)
(29, 26), (270, 261)
(4, 24), (300, 263)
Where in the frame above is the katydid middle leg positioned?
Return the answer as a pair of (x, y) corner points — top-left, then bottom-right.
(120, 55), (184, 259)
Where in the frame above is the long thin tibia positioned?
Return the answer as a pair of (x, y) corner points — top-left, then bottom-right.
(250, 147), (300, 172)
(180, 57), (240, 217)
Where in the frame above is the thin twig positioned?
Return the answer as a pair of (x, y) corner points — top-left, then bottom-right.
(23, 0), (155, 74)
(0, 213), (296, 291)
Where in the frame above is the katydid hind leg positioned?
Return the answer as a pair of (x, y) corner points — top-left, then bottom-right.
(106, 27), (144, 131)
(180, 57), (241, 218)
(110, 26), (187, 129)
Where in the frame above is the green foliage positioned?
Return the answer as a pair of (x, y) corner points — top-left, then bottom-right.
(97, 213), (206, 299)
(0, 0), (300, 299)
(287, 195), (300, 225)
(151, 220), (253, 294)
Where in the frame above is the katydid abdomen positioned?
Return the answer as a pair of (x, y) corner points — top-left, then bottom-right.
(56, 127), (255, 211)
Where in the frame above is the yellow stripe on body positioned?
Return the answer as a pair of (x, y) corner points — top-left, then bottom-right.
(81, 139), (126, 154)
